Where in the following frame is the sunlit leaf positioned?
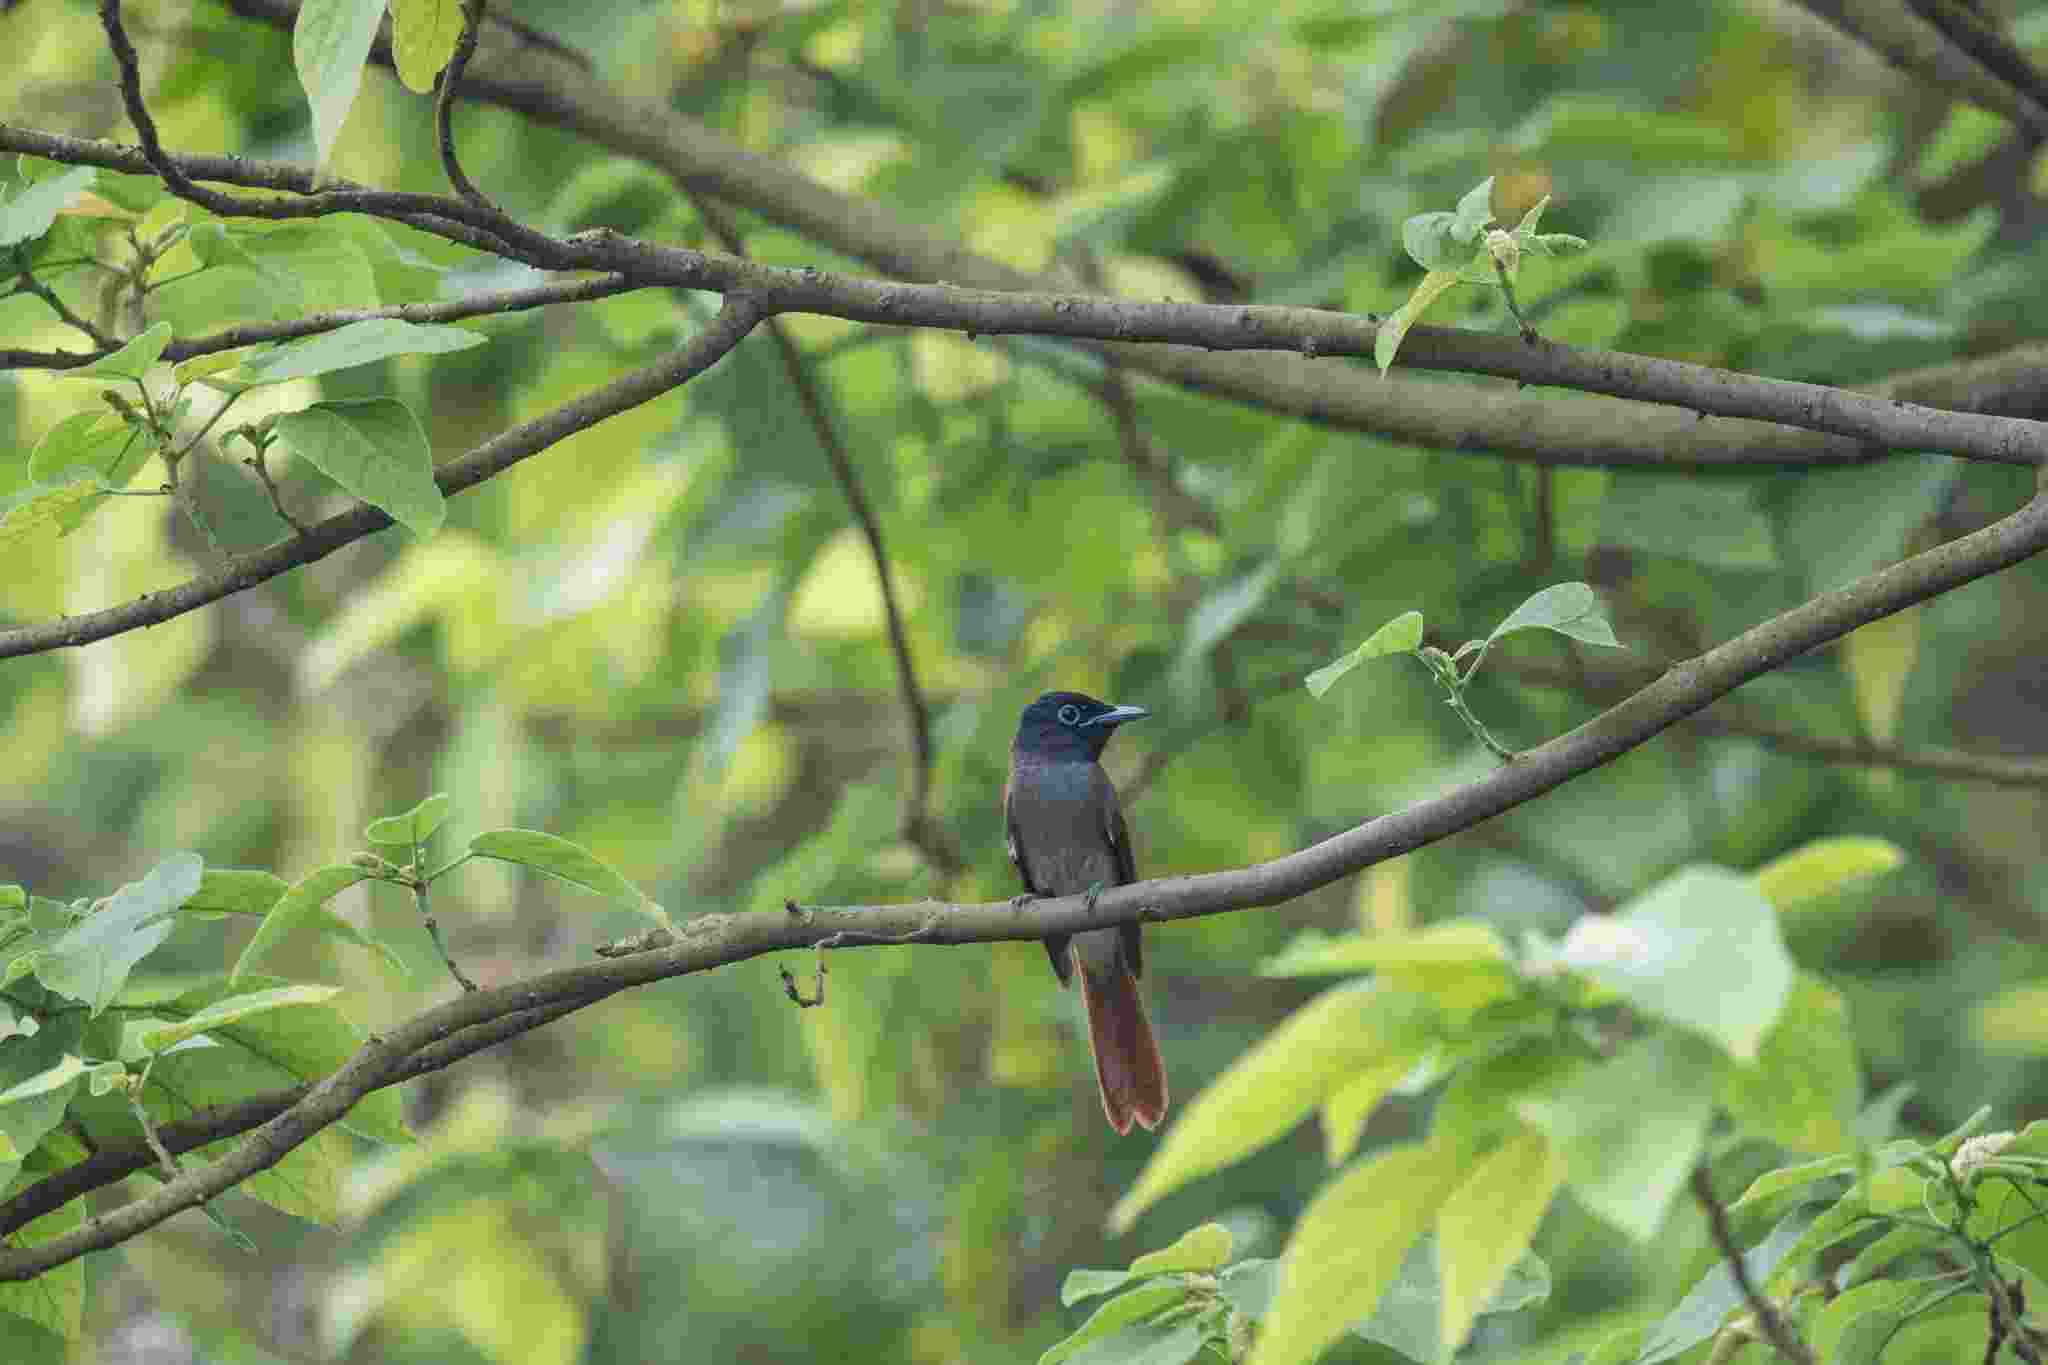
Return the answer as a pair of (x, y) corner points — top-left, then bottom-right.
(274, 398), (445, 538)
(468, 829), (654, 915)
(232, 864), (370, 982)
(1304, 611), (1424, 697)
(365, 793), (453, 847)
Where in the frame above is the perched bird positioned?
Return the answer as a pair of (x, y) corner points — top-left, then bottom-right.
(1004, 691), (1168, 1134)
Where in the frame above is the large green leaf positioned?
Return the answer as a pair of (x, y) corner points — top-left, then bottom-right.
(35, 853), (201, 1014)
(274, 398), (445, 537)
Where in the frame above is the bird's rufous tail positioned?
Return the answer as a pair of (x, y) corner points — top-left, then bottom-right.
(1077, 963), (1168, 1134)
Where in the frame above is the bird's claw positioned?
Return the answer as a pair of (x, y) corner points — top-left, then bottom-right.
(1009, 892), (1036, 910)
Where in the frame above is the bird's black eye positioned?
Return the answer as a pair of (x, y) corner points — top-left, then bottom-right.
(1057, 703), (1081, 726)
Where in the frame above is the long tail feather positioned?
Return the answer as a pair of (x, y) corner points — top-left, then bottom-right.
(1077, 962), (1169, 1134)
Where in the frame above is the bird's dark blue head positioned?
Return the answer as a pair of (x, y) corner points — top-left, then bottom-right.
(1012, 691), (1150, 762)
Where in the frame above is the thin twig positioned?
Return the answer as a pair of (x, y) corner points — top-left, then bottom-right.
(435, 0), (503, 215)
(1691, 1166), (1816, 1365)
(686, 191), (963, 875)
(12, 270), (118, 349)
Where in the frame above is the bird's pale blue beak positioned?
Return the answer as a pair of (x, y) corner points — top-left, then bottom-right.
(1086, 703), (1150, 728)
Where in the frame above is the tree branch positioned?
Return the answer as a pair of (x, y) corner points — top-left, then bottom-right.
(0, 296), (764, 660)
(1691, 1166), (1817, 1365)
(202, 0), (2048, 471)
(7, 118), (2048, 472)
(4, 274), (642, 372)
(686, 192), (962, 876)
(3, 486), (2044, 1279)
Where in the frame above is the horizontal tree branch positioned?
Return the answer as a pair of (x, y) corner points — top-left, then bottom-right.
(213, 0), (2048, 472)
(3, 485), (2044, 1280)
(7, 117), (2048, 474)
(0, 296), (763, 660)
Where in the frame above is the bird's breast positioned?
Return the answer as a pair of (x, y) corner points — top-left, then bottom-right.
(1008, 758), (1122, 896)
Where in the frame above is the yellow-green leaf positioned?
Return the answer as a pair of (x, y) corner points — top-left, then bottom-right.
(1127, 1222), (1232, 1276)
(1438, 1130), (1565, 1354)
(136, 984), (343, 1053)
(1110, 984), (1436, 1231)
(1755, 837), (1903, 912)
(1375, 270), (1460, 375)
(1246, 1140), (1462, 1365)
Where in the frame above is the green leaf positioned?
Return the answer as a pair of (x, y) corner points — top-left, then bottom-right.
(1110, 984), (1438, 1231)
(390, 0), (464, 92)
(365, 792), (453, 847)
(1352, 1237), (1550, 1364)
(1039, 1282), (1190, 1365)
(135, 984), (344, 1053)
(1487, 582), (1620, 649)
(52, 322), (172, 384)
(1755, 837), (1904, 911)
(0, 887), (21, 913)
(1051, 1318), (1206, 1365)
(293, 0), (386, 167)
(181, 868), (290, 918)
(231, 864), (370, 982)
(1400, 212), (1468, 273)
(35, 853), (201, 1013)
(1061, 1269), (1140, 1307)
(1450, 177), (1496, 243)
(1245, 1140), (1462, 1365)
(1634, 1203), (1823, 1364)
(0, 1016), (86, 1192)
(1562, 865), (1795, 1061)
(1305, 610), (1424, 697)
(226, 319), (486, 386)
(0, 477), (109, 546)
(0, 164), (97, 246)
(468, 829), (653, 913)
(274, 398), (445, 537)
(1514, 1033), (1716, 1242)
(1129, 1223), (1234, 1276)
(1375, 269), (1460, 375)
(1718, 973), (1859, 1153)
(1437, 1130), (1564, 1354)
(1809, 1279), (1979, 1365)
(1218, 1260), (1277, 1319)
(0, 1159), (85, 1348)
(26, 411), (146, 491)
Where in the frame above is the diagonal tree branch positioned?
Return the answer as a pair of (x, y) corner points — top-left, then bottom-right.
(3, 485), (2044, 1280)
(0, 297), (764, 660)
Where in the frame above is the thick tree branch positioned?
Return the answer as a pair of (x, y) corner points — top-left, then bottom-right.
(0, 297), (763, 660)
(3, 487), (2044, 1280)
(207, 0), (2048, 472)
(7, 120), (2048, 474)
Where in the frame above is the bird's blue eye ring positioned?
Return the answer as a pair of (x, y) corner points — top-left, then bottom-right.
(1057, 703), (1081, 726)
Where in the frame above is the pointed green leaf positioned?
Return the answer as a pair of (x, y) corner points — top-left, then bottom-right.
(1375, 270), (1460, 375)
(1128, 1223), (1233, 1276)
(231, 864), (370, 982)
(1438, 1130), (1564, 1354)
(294, 0), (386, 167)
(1246, 1140), (1462, 1365)
(1488, 582), (1620, 649)
(1305, 610), (1424, 697)
(1110, 984), (1438, 1231)
(1038, 1282), (1189, 1365)
(52, 322), (172, 384)
(27, 411), (146, 490)
(1755, 837), (1903, 911)
(0, 164), (97, 246)
(390, 0), (464, 92)
(35, 853), (201, 1013)
(227, 319), (486, 386)
(0, 477), (109, 546)
(274, 398), (445, 537)
(181, 868), (290, 918)
(365, 792), (452, 847)
(136, 984), (344, 1053)
(468, 829), (652, 913)
(1450, 177), (1496, 243)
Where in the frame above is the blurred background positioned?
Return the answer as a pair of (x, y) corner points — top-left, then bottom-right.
(6, 0), (2048, 1360)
